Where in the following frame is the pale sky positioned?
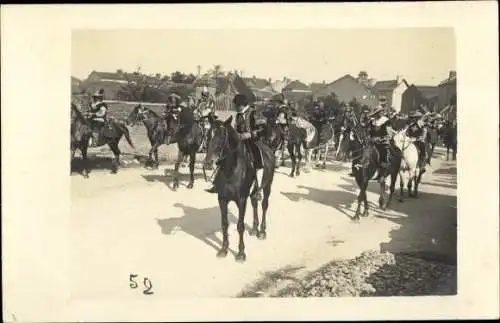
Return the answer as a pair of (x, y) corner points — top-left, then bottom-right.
(72, 28), (455, 85)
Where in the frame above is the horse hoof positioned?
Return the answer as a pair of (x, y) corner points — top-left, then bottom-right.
(258, 231), (267, 240)
(83, 174), (89, 179)
(216, 249), (228, 258)
(289, 174), (294, 178)
(398, 198), (404, 203)
(187, 183), (193, 189)
(351, 216), (360, 223)
(321, 164), (326, 169)
(249, 228), (258, 236)
(235, 252), (247, 262)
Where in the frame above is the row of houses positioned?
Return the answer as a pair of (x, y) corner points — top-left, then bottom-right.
(72, 69), (457, 116)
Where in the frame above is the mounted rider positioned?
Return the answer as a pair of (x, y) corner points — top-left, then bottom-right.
(88, 89), (109, 147)
(165, 93), (182, 117)
(359, 105), (371, 128)
(196, 87), (216, 152)
(276, 99), (290, 131)
(206, 94), (265, 198)
(406, 110), (430, 169)
(366, 105), (397, 180)
(309, 97), (327, 133)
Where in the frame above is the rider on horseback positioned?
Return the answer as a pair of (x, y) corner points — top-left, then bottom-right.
(88, 89), (108, 147)
(309, 97), (326, 133)
(359, 105), (371, 127)
(406, 110), (430, 168)
(367, 105), (397, 181)
(206, 94), (265, 197)
(197, 87), (216, 152)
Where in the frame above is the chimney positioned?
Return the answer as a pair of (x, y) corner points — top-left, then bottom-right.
(449, 71), (456, 80)
(268, 78), (272, 84)
(396, 75), (401, 83)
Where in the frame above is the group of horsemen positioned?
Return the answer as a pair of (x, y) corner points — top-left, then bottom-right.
(85, 87), (442, 196)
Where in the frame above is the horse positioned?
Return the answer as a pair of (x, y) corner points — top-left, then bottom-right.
(165, 105), (207, 190)
(260, 106), (287, 168)
(392, 127), (425, 199)
(349, 134), (402, 221)
(426, 125), (439, 163)
(204, 115), (275, 262)
(71, 103), (135, 177)
(126, 105), (171, 169)
(440, 121), (457, 161)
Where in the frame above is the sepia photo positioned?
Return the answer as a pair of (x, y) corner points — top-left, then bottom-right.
(3, 3), (499, 322)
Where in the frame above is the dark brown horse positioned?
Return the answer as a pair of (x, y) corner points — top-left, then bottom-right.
(438, 120), (457, 161)
(165, 106), (210, 190)
(339, 125), (402, 221)
(71, 103), (135, 177)
(126, 105), (172, 169)
(204, 116), (275, 262)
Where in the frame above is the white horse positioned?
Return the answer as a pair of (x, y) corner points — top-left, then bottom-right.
(392, 127), (425, 200)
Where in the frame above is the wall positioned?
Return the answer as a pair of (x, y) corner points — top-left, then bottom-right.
(315, 76), (377, 108)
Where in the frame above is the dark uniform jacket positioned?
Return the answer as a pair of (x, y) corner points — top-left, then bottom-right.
(89, 102), (108, 123)
(368, 116), (392, 144)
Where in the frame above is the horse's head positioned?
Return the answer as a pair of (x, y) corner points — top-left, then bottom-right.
(391, 126), (410, 151)
(204, 115), (237, 168)
(127, 104), (150, 126)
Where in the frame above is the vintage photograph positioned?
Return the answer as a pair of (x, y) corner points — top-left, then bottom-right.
(70, 28), (458, 299)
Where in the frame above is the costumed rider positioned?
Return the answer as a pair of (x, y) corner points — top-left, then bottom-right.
(205, 94), (266, 199)
(88, 89), (108, 147)
(165, 93), (182, 118)
(366, 106), (397, 180)
(197, 87), (216, 151)
(359, 105), (371, 127)
(310, 97), (326, 133)
(276, 98), (289, 131)
(406, 110), (430, 170)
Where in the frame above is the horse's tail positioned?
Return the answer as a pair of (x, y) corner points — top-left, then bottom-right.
(115, 120), (135, 149)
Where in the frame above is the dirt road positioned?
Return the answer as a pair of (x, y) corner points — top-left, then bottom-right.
(70, 147), (456, 299)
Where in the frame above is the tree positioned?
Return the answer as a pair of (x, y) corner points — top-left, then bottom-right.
(117, 67), (167, 102)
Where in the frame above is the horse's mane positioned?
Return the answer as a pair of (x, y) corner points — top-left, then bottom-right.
(145, 107), (160, 118)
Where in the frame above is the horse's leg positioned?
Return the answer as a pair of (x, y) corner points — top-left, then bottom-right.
(235, 197), (248, 262)
(362, 179), (370, 217)
(446, 146), (450, 161)
(378, 175), (387, 210)
(453, 143), (457, 160)
(296, 144), (303, 176)
(399, 172), (405, 202)
(354, 189), (363, 221)
(153, 143), (161, 169)
(172, 150), (183, 191)
(322, 143), (329, 169)
(288, 143), (295, 177)
(304, 148), (313, 172)
(80, 144), (90, 178)
(216, 198), (229, 258)
(108, 141), (121, 174)
(280, 140), (286, 166)
(414, 169), (423, 198)
(259, 184), (270, 240)
(249, 193), (259, 236)
(186, 151), (196, 189)
(384, 171), (397, 209)
(407, 171), (414, 197)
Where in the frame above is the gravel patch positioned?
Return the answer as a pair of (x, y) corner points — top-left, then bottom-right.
(273, 250), (457, 297)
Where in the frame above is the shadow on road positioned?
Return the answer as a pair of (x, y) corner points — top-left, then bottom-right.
(281, 185), (358, 220)
(156, 202), (251, 257)
(71, 152), (145, 176)
(141, 168), (206, 191)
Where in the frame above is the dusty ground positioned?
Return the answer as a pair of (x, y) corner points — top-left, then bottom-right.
(71, 141), (456, 299)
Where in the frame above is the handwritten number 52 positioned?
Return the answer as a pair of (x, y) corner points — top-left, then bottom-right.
(129, 274), (154, 295)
